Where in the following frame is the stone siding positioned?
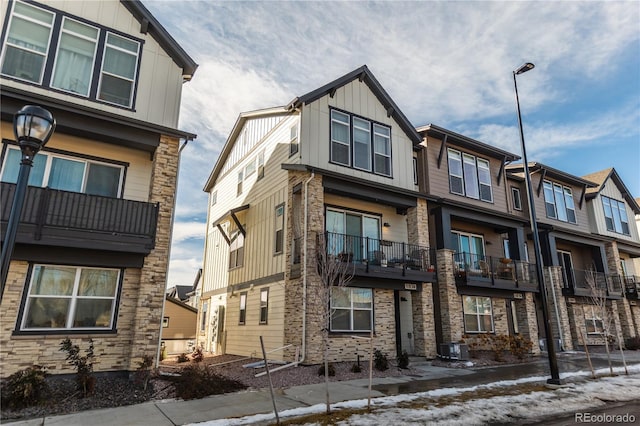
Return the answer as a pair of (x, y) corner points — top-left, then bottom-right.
(545, 266), (573, 350)
(435, 249), (463, 344)
(412, 283), (437, 358)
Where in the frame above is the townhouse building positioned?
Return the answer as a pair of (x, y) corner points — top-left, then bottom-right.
(416, 125), (541, 354)
(0, 0), (197, 377)
(201, 66), (437, 363)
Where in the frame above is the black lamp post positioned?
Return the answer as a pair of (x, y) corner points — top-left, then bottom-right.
(513, 63), (561, 385)
(0, 105), (56, 302)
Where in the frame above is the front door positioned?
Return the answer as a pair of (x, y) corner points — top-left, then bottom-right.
(398, 290), (414, 355)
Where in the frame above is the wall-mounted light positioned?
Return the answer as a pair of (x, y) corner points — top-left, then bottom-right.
(383, 222), (391, 228)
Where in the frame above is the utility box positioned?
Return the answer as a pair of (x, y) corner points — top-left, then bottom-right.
(440, 342), (469, 360)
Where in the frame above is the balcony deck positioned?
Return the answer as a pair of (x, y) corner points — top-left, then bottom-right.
(1, 182), (158, 254)
(561, 269), (624, 300)
(453, 253), (539, 292)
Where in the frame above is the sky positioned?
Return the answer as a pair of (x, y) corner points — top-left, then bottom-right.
(142, 1), (640, 288)
(190, 363), (640, 425)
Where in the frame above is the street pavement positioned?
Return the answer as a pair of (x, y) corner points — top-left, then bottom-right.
(6, 350), (640, 426)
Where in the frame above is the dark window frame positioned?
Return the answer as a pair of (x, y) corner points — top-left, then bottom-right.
(259, 288), (268, 324)
(511, 186), (522, 210)
(446, 148), (493, 203)
(238, 292), (247, 325)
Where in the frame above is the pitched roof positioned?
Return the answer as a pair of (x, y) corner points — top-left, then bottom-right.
(506, 162), (598, 188)
(416, 124), (520, 162)
(120, 0), (198, 80)
(288, 65), (422, 145)
(582, 168), (640, 213)
(167, 285), (192, 301)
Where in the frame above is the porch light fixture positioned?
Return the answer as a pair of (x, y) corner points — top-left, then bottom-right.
(513, 63), (561, 385)
(0, 105), (56, 302)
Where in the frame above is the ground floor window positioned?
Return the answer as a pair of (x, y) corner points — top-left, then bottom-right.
(330, 287), (372, 332)
(584, 305), (604, 334)
(463, 295), (494, 333)
(21, 264), (120, 331)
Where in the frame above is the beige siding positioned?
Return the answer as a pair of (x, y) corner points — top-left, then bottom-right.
(300, 80), (417, 191)
(424, 135), (511, 213)
(224, 282), (285, 359)
(0, 122), (152, 202)
(588, 182), (640, 243)
(0, 0), (184, 128)
(162, 300), (197, 340)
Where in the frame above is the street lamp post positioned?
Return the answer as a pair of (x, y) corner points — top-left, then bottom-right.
(513, 63), (561, 385)
(0, 105), (56, 302)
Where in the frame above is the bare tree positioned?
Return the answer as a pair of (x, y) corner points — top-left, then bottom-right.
(312, 231), (355, 414)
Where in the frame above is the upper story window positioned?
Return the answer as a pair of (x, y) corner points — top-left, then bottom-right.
(20, 264), (120, 331)
(211, 191), (217, 206)
(274, 204), (284, 255)
(511, 187), (522, 210)
(259, 288), (269, 324)
(229, 229), (244, 269)
(1, 146), (124, 197)
(602, 196), (630, 235)
(413, 157), (418, 185)
(447, 148), (493, 202)
(543, 180), (576, 223)
(330, 109), (392, 177)
(1, 1), (141, 108)
(257, 150), (265, 180)
(237, 170), (243, 196)
(289, 124), (299, 156)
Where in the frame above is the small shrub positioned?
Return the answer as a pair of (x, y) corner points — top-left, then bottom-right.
(134, 355), (155, 390)
(177, 353), (189, 363)
(350, 363), (362, 373)
(397, 350), (410, 369)
(625, 337), (640, 350)
(171, 365), (246, 400)
(1, 366), (50, 409)
(373, 349), (389, 371)
(191, 347), (204, 363)
(317, 363), (335, 376)
(510, 335), (533, 360)
(59, 338), (96, 397)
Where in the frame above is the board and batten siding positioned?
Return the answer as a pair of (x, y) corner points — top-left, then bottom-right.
(0, 0), (184, 129)
(202, 115), (295, 295)
(224, 281), (285, 359)
(588, 183), (640, 242)
(0, 121), (152, 202)
(300, 80), (417, 191)
(424, 135), (511, 213)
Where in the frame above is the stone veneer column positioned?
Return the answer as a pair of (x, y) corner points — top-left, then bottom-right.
(604, 241), (637, 340)
(412, 283), (437, 358)
(436, 249), (463, 344)
(515, 293), (540, 355)
(407, 198), (429, 247)
(544, 266), (573, 350)
(127, 135), (179, 370)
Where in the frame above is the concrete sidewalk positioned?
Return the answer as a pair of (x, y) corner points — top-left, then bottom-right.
(7, 351), (640, 426)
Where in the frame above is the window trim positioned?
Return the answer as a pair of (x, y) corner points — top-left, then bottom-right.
(543, 180), (577, 224)
(584, 305), (603, 335)
(162, 316), (169, 328)
(1, 0), (143, 110)
(330, 287), (373, 333)
(329, 107), (393, 178)
(200, 301), (207, 332)
(257, 150), (265, 180)
(237, 170), (243, 196)
(274, 203), (285, 255)
(447, 148), (493, 202)
(229, 228), (245, 270)
(17, 263), (122, 334)
(511, 186), (522, 211)
(238, 292), (247, 325)
(462, 295), (494, 334)
(602, 195), (630, 235)
(259, 288), (269, 324)
(289, 124), (299, 157)
(211, 191), (217, 206)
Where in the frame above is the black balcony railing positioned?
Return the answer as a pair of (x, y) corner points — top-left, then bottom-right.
(612, 275), (640, 299)
(453, 252), (538, 290)
(1, 182), (159, 250)
(321, 231), (435, 277)
(563, 268), (623, 299)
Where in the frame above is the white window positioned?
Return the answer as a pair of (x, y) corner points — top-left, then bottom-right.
(21, 265), (119, 331)
(373, 124), (391, 176)
(413, 157), (418, 185)
(200, 301), (207, 332)
(584, 306), (603, 334)
(51, 17), (98, 96)
(238, 292), (247, 325)
(1, 1), (54, 84)
(1, 147), (124, 197)
(447, 149), (492, 202)
(245, 158), (256, 177)
(98, 33), (139, 107)
(259, 288), (269, 324)
(229, 229), (244, 269)
(1, 1), (141, 108)
(463, 296), (494, 333)
(211, 191), (217, 206)
(330, 287), (372, 332)
(543, 180), (577, 224)
(353, 117), (372, 171)
(257, 150), (265, 180)
(330, 110), (350, 166)
(602, 196), (630, 235)
(511, 187), (522, 210)
(162, 317), (169, 328)
(289, 124), (299, 156)
(274, 204), (284, 254)
(237, 171), (243, 196)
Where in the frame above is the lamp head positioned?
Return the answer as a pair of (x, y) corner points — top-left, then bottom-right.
(515, 63), (535, 75)
(13, 105), (56, 159)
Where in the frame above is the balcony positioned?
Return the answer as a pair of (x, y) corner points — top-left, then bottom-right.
(453, 253), (539, 292)
(321, 232), (436, 283)
(611, 275), (640, 300)
(561, 269), (623, 300)
(1, 182), (158, 254)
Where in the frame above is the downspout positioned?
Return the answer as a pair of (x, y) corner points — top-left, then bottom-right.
(156, 138), (191, 367)
(298, 171), (315, 364)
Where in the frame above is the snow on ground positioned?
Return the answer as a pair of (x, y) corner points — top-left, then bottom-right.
(190, 363), (640, 426)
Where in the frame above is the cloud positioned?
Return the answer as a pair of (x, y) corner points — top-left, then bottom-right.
(171, 221), (206, 244)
